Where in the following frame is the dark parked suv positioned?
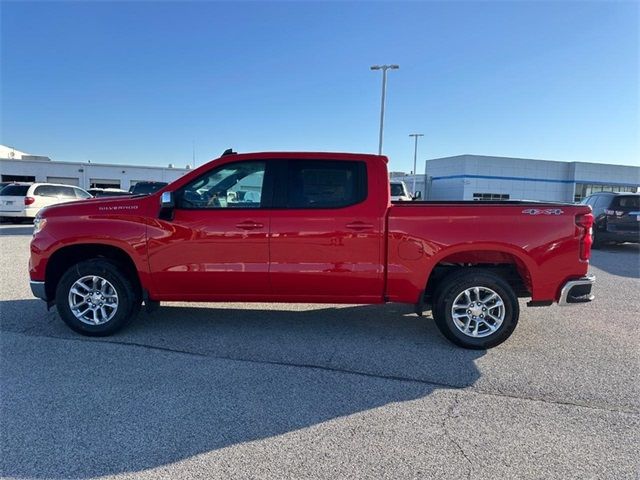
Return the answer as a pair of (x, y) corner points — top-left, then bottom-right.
(581, 192), (640, 247)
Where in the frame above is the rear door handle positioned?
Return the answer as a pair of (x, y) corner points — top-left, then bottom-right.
(346, 221), (374, 231)
(235, 221), (264, 230)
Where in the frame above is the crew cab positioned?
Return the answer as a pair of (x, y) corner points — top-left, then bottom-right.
(29, 152), (595, 349)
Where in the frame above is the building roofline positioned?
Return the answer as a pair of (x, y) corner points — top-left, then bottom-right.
(426, 154), (638, 169)
(0, 157), (189, 171)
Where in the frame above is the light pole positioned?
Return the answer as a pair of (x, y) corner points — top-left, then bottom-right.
(409, 133), (424, 195)
(370, 64), (399, 155)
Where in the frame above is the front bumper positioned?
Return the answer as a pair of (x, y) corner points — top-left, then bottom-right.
(30, 281), (48, 301)
(558, 275), (595, 306)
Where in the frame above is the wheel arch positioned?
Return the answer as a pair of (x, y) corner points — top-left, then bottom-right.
(45, 243), (142, 301)
(421, 245), (536, 304)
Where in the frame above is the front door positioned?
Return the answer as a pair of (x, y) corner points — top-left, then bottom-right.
(147, 160), (272, 300)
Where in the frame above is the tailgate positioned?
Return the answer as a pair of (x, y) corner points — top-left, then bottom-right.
(0, 196), (25, 212)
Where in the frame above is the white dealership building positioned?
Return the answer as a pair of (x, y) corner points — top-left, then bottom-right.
(2, 146), (638, 202)
(0, 145), (190, 191)
(393, 154), (639, 202)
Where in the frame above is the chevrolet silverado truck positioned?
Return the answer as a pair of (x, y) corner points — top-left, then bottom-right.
(29, 151), (595, 349)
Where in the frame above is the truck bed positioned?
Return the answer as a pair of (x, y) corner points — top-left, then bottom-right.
(385, 201), (591, 304)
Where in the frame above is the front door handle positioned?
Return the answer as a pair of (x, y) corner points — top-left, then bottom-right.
(236, 221), (264, 230)
(346, 221), (374, 231)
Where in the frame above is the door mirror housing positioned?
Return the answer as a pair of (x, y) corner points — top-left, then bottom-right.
(412, 191), (422, 200)
(161, 191), (174, 208)
(159, 191), (175, 220)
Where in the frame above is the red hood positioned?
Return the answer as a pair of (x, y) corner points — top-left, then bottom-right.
(38, 194), (157, 219)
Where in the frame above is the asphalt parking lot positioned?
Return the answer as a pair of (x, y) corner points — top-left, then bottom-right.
(0, 224), (638, 479)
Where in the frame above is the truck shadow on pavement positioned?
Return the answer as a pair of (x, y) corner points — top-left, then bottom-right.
(1, 300), (484, 479)
(589, 243), (640, 279)
(0, 225), (34, 236)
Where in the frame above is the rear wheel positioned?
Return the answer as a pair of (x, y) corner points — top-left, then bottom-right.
(432, 269), (519, 349)
(55, 259), (141, 336)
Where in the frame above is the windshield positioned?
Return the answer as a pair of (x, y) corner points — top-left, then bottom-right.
(131, 182), (167, 195)
(390, 183), (405, 196)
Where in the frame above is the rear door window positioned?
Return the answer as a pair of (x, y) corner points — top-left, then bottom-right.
(58, 186), (77, 198)
(283, 160), (367, 209)
(34, 185), (59, 197)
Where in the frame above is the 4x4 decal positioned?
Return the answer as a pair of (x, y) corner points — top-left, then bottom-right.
(521, 208), (564, 215)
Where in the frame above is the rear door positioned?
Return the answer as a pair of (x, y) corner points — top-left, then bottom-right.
(268, 159), (384, 302)
(607, 195), (640, 235)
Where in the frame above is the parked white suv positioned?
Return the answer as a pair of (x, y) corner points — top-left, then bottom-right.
(0, 183), (92, 222)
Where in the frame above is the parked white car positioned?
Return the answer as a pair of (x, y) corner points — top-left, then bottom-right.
(0, 183), (92, 222)
(390, 181), (413, 201)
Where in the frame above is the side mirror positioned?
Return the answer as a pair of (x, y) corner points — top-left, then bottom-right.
(412, 191), (422, 200)
(160, 191), (174, 207)
(159, 191), (175, 220)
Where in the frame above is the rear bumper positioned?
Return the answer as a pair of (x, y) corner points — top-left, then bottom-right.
(0, 210), (27, 218)
(601, 230), (640, 243)
(558, 275), (595, 306)
(1, 206), (39, 218)
(30, 281), (48, 301)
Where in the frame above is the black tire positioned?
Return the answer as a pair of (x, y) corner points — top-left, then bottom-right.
(592, 230), (603, 249)
(55, 259), (141, 336)
(432, 269), (519, 349)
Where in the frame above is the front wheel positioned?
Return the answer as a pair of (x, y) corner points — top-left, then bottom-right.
(55, 259), (140, 336)
(432, 269), (519, 349)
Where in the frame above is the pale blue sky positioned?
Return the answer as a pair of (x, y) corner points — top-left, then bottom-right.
(2, 1), (638, 172)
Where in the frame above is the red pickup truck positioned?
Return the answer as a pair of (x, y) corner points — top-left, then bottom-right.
(29, 151), (595, 349)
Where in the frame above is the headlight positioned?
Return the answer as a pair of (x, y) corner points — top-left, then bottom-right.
(33, 216), (47, 235)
